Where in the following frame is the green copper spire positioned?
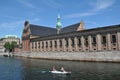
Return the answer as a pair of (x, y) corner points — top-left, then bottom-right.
(56, 12), (62, 34)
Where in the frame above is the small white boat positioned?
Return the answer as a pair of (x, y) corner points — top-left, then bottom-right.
(51, 71), (71, 74)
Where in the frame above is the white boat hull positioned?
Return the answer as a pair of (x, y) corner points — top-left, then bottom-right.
(51, 71), (71, 74)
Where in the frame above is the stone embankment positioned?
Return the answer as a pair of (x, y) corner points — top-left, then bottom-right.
(14, 51), (120, 62)
(0, 53), (9, 56)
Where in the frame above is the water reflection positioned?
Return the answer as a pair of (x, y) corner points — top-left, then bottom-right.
(0, 57), (120, 80)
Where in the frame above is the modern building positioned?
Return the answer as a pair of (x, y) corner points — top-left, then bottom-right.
(22, 14), (120, 53)
(0, 35), (20, 52)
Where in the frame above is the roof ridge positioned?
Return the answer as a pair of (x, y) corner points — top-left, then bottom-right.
(89, 24), (120, 30)
(29, 24), (56, 29)
(62, 22), (80, 29)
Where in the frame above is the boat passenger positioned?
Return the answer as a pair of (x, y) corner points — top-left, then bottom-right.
(52, 67), (57, 71)
(60, 67), (66, 72)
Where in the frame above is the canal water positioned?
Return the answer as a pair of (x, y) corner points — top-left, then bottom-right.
(0, 56), (120, 80)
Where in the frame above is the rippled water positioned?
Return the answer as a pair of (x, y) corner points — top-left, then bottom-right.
(0, 56), (120, 80)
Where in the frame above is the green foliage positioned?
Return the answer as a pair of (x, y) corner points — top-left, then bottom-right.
(4, 41), (17, 52)
(10, 41), (17, 50)
(4, 42), (11, 51)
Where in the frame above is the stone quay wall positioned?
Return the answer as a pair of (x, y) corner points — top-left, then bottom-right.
(14, 51), (120, 62)
(0, 52), (9, 56)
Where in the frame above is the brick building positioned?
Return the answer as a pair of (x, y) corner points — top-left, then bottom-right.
(22, 14), (120, 52)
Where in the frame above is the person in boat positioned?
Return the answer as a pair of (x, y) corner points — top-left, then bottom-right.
(52, 67), (57, 71)
(60, 67), (66, 72)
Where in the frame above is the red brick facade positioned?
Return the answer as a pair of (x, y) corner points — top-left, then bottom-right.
(22, 21), (30, 52)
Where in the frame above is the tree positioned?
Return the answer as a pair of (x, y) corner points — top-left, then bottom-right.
(4, 41), (17, 52)
(10, 41), (17, 52)
(4, 42), (11, 52)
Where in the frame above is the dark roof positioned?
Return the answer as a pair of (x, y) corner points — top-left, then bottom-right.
(29, 24), (57, 36)
(60, 23), (80, 33)
(29, 23), (80, 37)
(29, 22), (120, 38)
(31, 24), (120, 42)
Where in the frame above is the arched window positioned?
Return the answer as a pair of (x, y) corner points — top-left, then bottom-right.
(55, 41), (57, 47)
(92, 36), (96, 45)
(38, 42), (40, 49)
(65, 38), (68, 47)
(71, 38), (75, 47)
(42, 42), (44, 48)
(50, 41), (52, 48)
(111, 35), (116, 43)
(84, 37), (88, 46)
(60, 39), (62, 47)
(35, 42), (37, 49)
(77, 37), (81, 47)
(46, 42), (48, 48)
(102, 36), (106, 44)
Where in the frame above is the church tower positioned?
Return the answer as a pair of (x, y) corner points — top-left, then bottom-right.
(56, 13), (62, 34)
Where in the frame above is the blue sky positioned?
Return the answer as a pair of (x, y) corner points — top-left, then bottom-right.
(0, 0), (120, 38)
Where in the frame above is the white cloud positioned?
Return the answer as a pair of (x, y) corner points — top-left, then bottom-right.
(0, 18), (40, 29)
(0, 20), (24, 29)
(86, 20), (99, 26)
(93, 0), (115, 11)
(65, 12), (97, 18)
(65, 0), (115, 19)
(4, 16), (17, 19)
(16, 0), (36, 8)
(26, 18), (41, 24)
